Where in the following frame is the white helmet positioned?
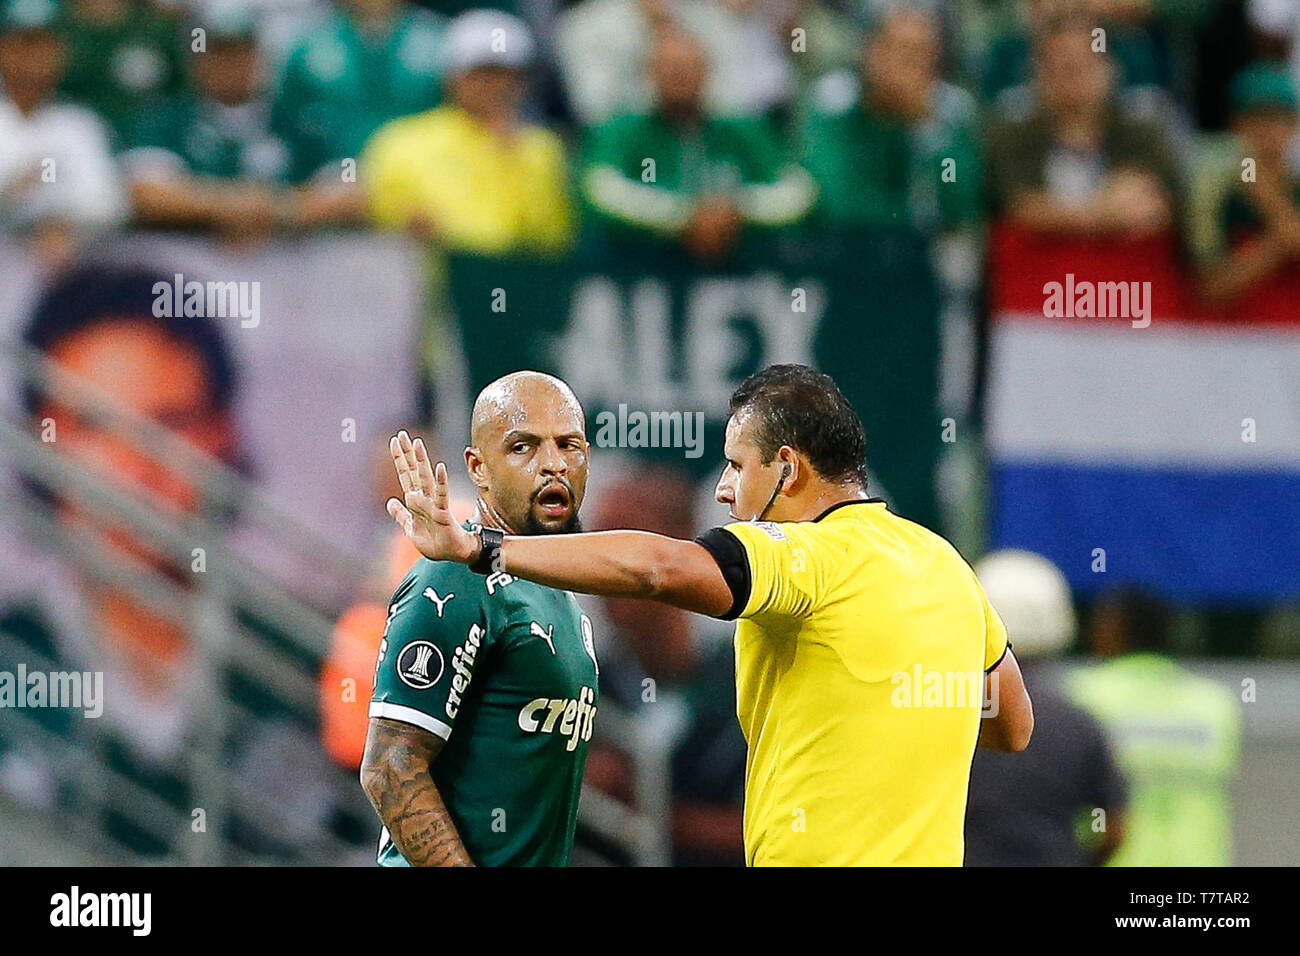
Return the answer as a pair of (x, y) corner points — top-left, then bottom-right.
(974, 550), (1076, 660)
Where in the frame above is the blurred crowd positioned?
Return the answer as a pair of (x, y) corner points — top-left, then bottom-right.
(1, 0), (1299, 297)
(0, 0), (1287, 866)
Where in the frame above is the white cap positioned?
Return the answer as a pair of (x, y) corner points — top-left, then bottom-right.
(974, 550), (1076, 660)
(443, 9), (536, 75)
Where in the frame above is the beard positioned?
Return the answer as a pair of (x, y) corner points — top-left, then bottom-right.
(522, 510), (583, 535)
(521, 478), (583, 535)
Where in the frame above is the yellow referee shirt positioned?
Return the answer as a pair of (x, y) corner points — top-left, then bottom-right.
(696, 500), (1009, 866)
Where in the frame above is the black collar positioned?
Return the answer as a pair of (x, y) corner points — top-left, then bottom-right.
(812, 498), (885, 522)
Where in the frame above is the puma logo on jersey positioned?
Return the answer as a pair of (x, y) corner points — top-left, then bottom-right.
(423, 587), (454, 617)
(517, 686), (597, 751)
(530, 621), (556, 655)
(580, 614), (598, 675)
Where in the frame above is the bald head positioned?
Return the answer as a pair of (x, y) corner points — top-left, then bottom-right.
(471, 370), (584, 447)
(466, 371), (590, 535)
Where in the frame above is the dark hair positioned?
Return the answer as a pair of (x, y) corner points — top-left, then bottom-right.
(1099, 588), (1172, 653)
(727, 364), (868, 486)
(21, 264), (237, 418)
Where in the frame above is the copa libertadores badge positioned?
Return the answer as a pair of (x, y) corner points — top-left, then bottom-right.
(397, 640), (444, 689)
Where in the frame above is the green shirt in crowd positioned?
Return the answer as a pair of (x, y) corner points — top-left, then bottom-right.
(1066, 653), (1241, 867)
(801, 79), (984, 233)
(58, 7), (186, 147)
(124, 94), (293, 182)
(581, 110), (815, 238)
(271, 8), (445, 183)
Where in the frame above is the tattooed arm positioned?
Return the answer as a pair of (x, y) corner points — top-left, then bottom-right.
(359, 718), (475, 866)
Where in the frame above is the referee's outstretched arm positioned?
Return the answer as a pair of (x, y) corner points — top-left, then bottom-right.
(385, 431), (1033, 753)
(386, 433), (741, 617)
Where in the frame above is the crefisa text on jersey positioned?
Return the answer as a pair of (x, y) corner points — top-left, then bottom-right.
(518, 685), (597, 752)
(49, 886), (151, 937)
(444, 623), (484, 720)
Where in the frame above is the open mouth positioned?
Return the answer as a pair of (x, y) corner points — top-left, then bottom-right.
(534, 483), (572, 519)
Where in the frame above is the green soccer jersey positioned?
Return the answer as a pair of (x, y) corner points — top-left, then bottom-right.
(369, 557), (598, 867)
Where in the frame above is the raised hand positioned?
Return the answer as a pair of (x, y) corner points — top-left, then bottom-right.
(386, 430), (479, 564)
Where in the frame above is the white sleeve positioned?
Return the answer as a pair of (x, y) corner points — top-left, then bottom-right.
(51, 110), (129, 230)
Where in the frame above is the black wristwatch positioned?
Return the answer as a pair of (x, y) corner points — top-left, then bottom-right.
(468, 525), (505, 575)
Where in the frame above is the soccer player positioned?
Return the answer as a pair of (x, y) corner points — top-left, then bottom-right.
(359, 372), (599, 866)
(387, 364), (1034, 865)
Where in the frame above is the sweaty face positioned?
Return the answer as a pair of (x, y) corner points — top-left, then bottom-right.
(714, 411), (784, 523)
(470, 384), (589, 535)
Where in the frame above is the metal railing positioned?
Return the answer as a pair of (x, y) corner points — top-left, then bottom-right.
(0, 343), (373, 864)
(0, 336), (678, 865)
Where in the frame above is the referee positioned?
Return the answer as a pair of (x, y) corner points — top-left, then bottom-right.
(388, 364), (1034, 865)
